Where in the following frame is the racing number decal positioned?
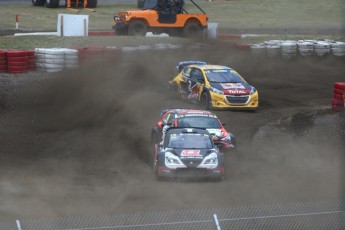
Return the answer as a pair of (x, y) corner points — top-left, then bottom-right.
(181, 150), (201, 157)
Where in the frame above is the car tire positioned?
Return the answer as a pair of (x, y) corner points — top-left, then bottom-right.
(32, 0), (45, 6)
(115, 27), (128, 36)
(87, 0), (97, 8)
(137, 0), (144, 8)
(183, 22), (202, 38)
(45, 0), (59, 8)
(201, 92), (212, 110)
(128, 21), (147, 36)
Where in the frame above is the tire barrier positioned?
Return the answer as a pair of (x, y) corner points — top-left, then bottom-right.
(27, 50), (36, 71)
(250, 39), (345, 58)
(34, 48), (80, 72)
(5, 50), (36, 74)
(332, 82), (345, 111)
(73, 46), (121, 66)
(330, 41), (345, 57)
(0, 50), (7, 73)
(280, 40), (298, 59)
(314, 41), (330, 56)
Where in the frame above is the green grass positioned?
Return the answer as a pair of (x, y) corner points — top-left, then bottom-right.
(0, 0), (344, 49)
(0, 35), (190, 50)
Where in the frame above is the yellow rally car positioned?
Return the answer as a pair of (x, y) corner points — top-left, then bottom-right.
(169, 61), (259, 110)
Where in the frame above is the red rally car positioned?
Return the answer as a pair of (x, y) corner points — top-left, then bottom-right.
(151, 109), (236, 151)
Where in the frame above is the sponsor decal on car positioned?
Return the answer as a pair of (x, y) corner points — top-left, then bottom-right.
(206, 129), (222, 136)
(220, 83), (245, 90)
(222, 89), (250, 95)
(181, 150), (201, 156)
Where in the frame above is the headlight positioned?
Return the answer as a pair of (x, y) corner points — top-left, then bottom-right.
(210, 87), (224, 95)
(124, 13), (129, 20)
(250, 86), (257, 95)
(198, 152), (218, 169)
(165, 152), (185, 168)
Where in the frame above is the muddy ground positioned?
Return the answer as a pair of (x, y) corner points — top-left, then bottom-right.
(0, 41), (344, 219)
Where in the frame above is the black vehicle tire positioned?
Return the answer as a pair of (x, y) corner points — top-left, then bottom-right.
(183, 22), (202, 38)
(45, 0), (59, 8)
(115, 27), (128, 36)
(137, 0), (144, 8)
(87, 0), (97, 8)
(128, 21), (147, 36)
(32, 0), (45, 6)
(201, 92), (212, 110)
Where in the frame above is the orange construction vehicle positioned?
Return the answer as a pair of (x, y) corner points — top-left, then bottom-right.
(31, 0), (97, 8)
(112, 0), (208, 37)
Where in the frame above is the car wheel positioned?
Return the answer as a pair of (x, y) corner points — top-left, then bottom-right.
(32, 0), (45, 6)
(115, 27), (128, 36)
(183, 22), (202, 38)
(201, 92), (212, 109)
(87, 0), (97, 8)
(128, 21), (147, 36)
(45, 0), (59, 8)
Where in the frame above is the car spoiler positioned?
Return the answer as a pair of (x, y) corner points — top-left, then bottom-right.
(176, 61), (207, 72)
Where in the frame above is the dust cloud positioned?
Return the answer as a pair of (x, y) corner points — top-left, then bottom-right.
(0, 42), (344, 218)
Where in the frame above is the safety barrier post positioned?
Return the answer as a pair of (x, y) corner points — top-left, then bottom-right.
(15, 15), (19, 30)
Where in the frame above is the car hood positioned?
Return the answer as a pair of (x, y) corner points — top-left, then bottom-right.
(210, 82), (252, 95)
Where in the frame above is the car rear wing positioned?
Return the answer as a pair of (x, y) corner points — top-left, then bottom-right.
(176, 61), (207, 72)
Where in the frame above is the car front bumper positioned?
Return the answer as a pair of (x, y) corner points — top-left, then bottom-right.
(209, 91), (259, 110)
(157, 166), (224, 179)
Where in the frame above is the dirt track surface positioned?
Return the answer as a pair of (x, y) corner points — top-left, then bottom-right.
(0, 42), (344, 219)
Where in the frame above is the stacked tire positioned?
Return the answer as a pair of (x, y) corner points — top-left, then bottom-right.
(35, 48), (79, 72)
(27, 50), (36, 71)
(332, 82), (345, 111)
(297, 40), (314, 56)
(280, 41), (298, 59)
(7, 50), (29, 74)
(314, 41), (330, 57)
(330, 41), (345, 57)
(76, 46), (104, 66)
(63, 48), (79, 69)
(44, 48), (65, 73)
(0, 50), (7, 73)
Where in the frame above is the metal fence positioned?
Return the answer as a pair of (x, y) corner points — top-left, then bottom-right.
(1, 200), (344, 230)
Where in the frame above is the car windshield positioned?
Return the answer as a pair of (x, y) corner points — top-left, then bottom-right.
(204, 69), (245, 83)
(168, 133), (212, 149)
(143, 0), (157, 9)
(177, 116), (222, 128)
